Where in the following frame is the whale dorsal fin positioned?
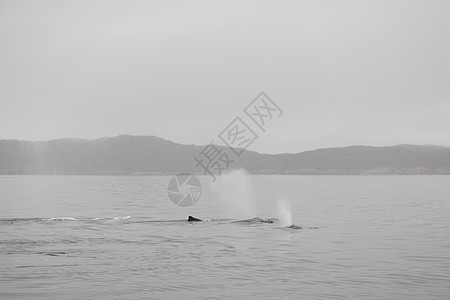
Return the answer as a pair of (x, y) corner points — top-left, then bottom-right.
(188, 216), (202, 222)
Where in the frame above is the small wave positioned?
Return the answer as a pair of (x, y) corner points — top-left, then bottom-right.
(282, 224), (318, 230)
(101, 216), (132, 224)
(113, 216), (131, 220)
(49, 217), (77, 221)
(36, 251), (68, 256)
(0, 218), (44, 224)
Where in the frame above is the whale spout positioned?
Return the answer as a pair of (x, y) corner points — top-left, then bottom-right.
(188, 216), (202, 222)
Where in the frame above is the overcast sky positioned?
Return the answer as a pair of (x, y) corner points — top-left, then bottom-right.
(1, 0), (449, 153)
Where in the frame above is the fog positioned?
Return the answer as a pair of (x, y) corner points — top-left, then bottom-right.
(1, 0), (449, 153)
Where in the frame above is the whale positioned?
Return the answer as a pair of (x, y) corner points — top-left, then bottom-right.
(231, 217), (278, 224)
(186, 216), (313, 229)
(187, 216), (202, 222)
(187, 216), (277, 224)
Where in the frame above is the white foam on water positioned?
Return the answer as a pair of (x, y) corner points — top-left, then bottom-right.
(212, 169), (256, 219)
(113, 216), (131, 220)
(50, 217), (77, 221)
(276, 199), (292, 227)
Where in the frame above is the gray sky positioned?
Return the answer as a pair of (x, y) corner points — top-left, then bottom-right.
(1, 0), (449, 153)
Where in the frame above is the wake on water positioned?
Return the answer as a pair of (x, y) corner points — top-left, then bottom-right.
(1, 169), (312, 229)
(0, 215), (314, 229)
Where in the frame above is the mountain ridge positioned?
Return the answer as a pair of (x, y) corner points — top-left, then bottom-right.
(1, 135), (449, 175)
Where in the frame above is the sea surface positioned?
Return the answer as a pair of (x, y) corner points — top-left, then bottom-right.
(1, 174), (449, 299)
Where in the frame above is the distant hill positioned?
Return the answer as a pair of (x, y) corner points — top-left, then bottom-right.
(0, 135), (449, 175)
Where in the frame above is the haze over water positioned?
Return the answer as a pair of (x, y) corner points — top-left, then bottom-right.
(1, 175), (449, 299)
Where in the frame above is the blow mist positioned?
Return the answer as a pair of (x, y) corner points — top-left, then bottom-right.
(276, 199), (292, 227)
(212, 169), (256, 219)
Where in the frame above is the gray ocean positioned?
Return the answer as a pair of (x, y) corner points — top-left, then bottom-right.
(1, 174), (449, 299)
